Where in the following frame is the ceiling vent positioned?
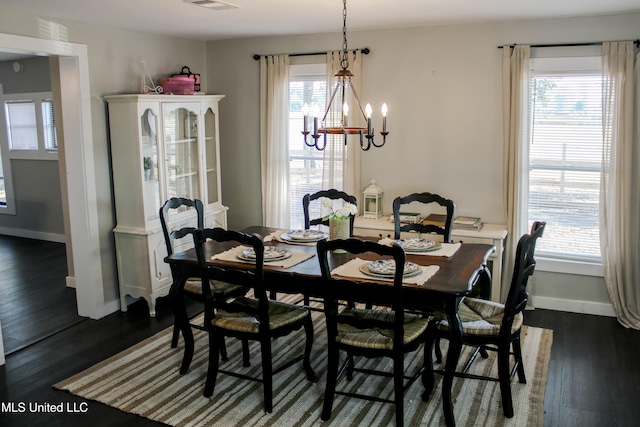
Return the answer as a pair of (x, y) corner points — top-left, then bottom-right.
(183, 0), (239, 11)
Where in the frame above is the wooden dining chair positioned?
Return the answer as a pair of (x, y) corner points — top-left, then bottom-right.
(303, 189), (358, 234)
(160, 197), (248, 363)
(317, 237), (430, 427)
(194, 227), (316, 413)
(424, 221), (546, 418)
(296, 189), (358, 307)
(392, 192), (455, 241)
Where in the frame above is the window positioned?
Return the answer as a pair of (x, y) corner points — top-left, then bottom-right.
(0, 92), (57, 213)
(5, 100), (39, 150)
(288, 63), (327, 229)
(41, 99), (58, 151)
(527, 56), (602, 263)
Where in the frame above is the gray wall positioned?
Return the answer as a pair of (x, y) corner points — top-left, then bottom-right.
(0, 56), (65, 239)
(206, 13), (640, 315)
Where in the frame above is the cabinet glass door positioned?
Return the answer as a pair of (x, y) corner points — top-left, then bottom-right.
(140, 108), (161, 222)
(163, 104), (200, 209)
(204, 107), (219, 206)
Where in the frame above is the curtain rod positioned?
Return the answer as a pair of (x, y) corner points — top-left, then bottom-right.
(253, 47), (370, 61)
(498, 39), (640, 49)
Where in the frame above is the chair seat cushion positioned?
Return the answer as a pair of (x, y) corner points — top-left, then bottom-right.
(183, 278), (245, 298)
(336, 308), (429, 350)
(211, 297), (309, 333)
(434, 297), (523, 336)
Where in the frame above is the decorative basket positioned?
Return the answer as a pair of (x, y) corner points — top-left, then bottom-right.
(329, 218), (350, 241)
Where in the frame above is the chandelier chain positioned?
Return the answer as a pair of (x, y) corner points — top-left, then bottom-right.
(340, 0), (349, 70)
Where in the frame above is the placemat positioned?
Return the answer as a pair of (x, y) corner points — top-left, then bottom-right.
(211, 245), (315, 268)
(331, 257), (439, 286)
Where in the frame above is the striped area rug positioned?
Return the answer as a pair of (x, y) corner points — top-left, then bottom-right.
(54, 301), (552, 427)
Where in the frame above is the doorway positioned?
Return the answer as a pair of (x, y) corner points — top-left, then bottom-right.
(0, 32), (111, 361)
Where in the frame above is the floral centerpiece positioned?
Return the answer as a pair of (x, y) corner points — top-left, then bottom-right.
(323, 199), (357, 240)
(322, 199), (358, 221)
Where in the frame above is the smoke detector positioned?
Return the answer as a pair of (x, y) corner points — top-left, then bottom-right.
(183, 0), (239, 10)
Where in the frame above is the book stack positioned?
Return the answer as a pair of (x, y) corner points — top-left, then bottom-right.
(391, 212), (422, 224)
(453, 216), (483, 231)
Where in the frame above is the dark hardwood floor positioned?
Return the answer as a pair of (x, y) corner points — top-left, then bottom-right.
(0, 236), (83, 355)
(0, 235), (639, 426)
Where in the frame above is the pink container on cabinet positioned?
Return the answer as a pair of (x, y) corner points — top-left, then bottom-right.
(160, 76), (194, 95)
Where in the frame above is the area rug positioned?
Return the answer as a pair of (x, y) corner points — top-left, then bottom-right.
(54, 306), (552, 427)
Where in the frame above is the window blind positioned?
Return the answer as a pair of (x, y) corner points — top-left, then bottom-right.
(528, 72), (602, 259)
(289, 72), (327, 229)
(41, 100), (57, 151)
(5, 101), (38, 151)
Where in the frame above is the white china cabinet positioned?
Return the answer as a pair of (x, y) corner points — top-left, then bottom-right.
(105, 94), (228, 316)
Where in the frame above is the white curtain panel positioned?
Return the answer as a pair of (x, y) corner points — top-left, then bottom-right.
(322, 51), (361, 199)
(600, 41), (640, 329)
(259, 54), (291, 228)
(501, 45), (530, 302)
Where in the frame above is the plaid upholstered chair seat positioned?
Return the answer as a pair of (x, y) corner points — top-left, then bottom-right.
(336, 308), (429, 350)
(211, 297), (310, 333)
(433, 297), (523, 336)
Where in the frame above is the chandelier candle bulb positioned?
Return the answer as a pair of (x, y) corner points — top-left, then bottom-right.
(365, 103), (373, 135)
(381, 103), (388, 133)
(313, 104), (319, 135)
(302, 103), (309, 133)
(343, 103), (349, 127)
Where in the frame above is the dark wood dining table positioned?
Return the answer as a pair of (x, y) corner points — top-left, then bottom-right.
(165, 225), (495, 427)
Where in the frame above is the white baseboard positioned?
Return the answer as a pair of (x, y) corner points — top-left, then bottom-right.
(0, 227), (66, 243)
(531, 295), (616, 317)
(66, 276), (76, 288)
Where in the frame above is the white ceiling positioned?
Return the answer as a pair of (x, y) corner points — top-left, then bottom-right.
(3, 0), (640, 42)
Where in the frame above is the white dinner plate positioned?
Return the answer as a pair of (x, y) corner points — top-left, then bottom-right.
(396, 238), (441, 252)
(281, 229), (328, 242)
(361, 259), (421, 277)
(238, 246), (291, 262)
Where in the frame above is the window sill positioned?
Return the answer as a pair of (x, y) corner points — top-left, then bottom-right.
(536, 256), (603, 277)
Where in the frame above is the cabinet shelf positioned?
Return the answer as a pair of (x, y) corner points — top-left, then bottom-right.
(174, 171), (198, 179)
(170, 137), (197, 145)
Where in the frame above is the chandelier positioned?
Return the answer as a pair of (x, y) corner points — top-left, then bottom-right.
(302, 0), (388, 151)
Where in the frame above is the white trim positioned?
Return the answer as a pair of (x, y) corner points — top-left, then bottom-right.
(65, 275), (76, 289)
(0, 33), (110, 320)
(0, 226), (65, 243)
(0, 91), (58, 159)
(536, 256), (604, 277)
(531, 295), (616, 317)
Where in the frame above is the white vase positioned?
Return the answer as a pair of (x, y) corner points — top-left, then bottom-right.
(329, 218), (350, 241)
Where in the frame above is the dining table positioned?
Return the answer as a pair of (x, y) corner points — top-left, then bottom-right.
(165, 225), (495, 427)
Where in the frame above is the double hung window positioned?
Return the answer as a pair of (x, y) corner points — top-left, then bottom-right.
(288, 63), (327, 229)
(0, 92), (57, 213)
(527, 55), (602, 268)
